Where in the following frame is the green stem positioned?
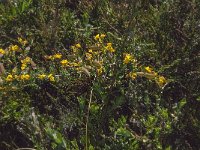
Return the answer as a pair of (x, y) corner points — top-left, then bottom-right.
(85, 87), (93, 150)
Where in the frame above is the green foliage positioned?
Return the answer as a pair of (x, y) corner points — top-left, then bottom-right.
(0, 0), (200, 149)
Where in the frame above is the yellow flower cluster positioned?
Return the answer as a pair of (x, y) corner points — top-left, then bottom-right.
(143, 66), (167, 87)
(21, 57), (31, 70)
(46, 53), (62, 60)
(105, 43), (115, 53)
(84, 48), (101, 63)
(144, 66), (157, 76)
(94, 34), (106, 42)
(21, 57), (31, 64)
(18, 37), (28, 46)
(123, 53), (135, 64)
(45, 51), (82, 69)
(70, 62), (80, 67)
(97, 67), (104, 76)
(71, 43), (81, 54)
(145, 66), (153, 73)
(75, 43), (81, 48)
(20, 74), (30, 80)
(5, 74), (30, 82)
(127, 66), (167, 87)
(5, 73), (55, 82)
(53, 54), (62, 59)
(38, 74), (46, 80)
(48, 74), (55, 82)
(60, 59), (69, 67)
(9, 45), (20, 51)
(156, 76), (167, 87)
(37, 74), (55, 82)
(0, 34), (169, 91)
(21, 64), (27, 70)
(0, 48), (5, 55)
(5, 74), (14, 82)
(86, 52), (93, 60)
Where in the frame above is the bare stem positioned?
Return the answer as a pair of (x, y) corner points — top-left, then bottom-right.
(85, 88), (93, 150)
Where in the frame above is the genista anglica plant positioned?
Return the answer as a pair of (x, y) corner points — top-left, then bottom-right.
(0, 0), (200, 149)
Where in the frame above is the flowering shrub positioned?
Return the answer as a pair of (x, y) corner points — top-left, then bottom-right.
(0, 0), (200, 150)
(0, 35), (167, 91)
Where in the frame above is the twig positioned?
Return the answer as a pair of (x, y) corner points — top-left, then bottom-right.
(85, 87), (93, 150)
(15, 148), (37, 150)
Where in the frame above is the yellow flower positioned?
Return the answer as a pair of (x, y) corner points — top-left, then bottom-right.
(86, 52), (92, 60)
(6, 74), (14, 82)
(107, 43), (112, 47)
(75, 43), (81, 48)
(94, 34), (100, 40)
(20, 74), (30, 80)
(21, 57), (31, 64)
(0, 48), (5, 55)
(88, 49), (93, 53)
(48, 74), (55, 82)
(110, 48), (115, 53)
(123, 53), (133, 64)
(10, 45), (20, 51)
(49, 55), (54, 60)
(100, 34), (106, 38)
(60, 59), (69, 66)
(145, 66), (153, 73)
(97, 67), (103, 76)
(70, 62), (79, 67)
(128, 72), (137, 80)
(94, 34), (106, 42)
(53, 54), (62, 59)
(38, 74), (46, 80)
(157, 76), (167, 87)
(21, 63), (27, 70)
(18, 37), (23, 43)
(105, 43), (115, 53)
(18, 38), (28, 45)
